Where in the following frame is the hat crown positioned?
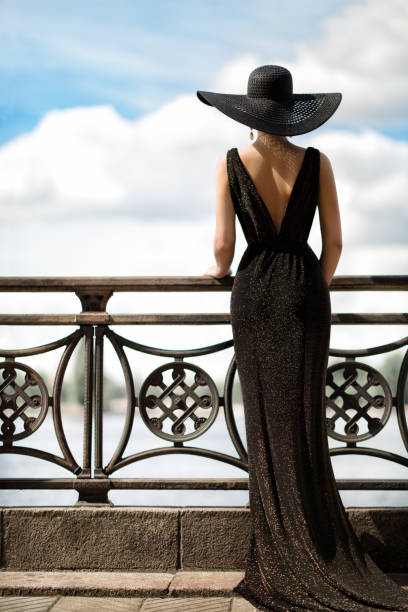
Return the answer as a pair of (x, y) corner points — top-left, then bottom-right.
(247, 65), (293, 100)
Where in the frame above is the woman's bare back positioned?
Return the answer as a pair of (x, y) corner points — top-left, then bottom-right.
(236, 140), (342, 254)
(236, 143), (309, 236)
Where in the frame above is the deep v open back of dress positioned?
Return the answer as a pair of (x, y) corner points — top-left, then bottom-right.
(234, 146), (309, 239)
(227, 145), (408, 611)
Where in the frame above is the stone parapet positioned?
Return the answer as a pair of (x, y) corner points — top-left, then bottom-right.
(1, 507), (407, 572)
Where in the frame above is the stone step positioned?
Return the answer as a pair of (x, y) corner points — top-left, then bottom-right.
(0, 571), (240, 598)
(0, 595), (254, 611)
(0, 570), (407, 600)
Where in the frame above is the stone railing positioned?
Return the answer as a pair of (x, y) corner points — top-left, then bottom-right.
(0, 275), (407, 505)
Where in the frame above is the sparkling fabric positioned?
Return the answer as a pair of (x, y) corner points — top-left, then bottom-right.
(228, 146), (408, 611)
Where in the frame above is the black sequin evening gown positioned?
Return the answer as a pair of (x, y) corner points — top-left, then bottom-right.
(228, 146), (408, 611)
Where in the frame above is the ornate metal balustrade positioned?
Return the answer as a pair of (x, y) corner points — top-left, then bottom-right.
(0, 276), (407, 505)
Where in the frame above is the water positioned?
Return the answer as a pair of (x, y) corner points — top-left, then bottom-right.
(1, 407), (407, 507)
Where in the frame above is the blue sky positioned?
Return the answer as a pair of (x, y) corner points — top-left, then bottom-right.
(1, 0), (369, 144)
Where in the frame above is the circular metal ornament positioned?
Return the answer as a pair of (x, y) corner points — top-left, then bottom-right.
(138, 361), (219, 442)
(0, 361), (49, 441)
(325, 361), (392, 442)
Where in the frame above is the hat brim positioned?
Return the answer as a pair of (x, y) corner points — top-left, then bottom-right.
(196, 90), (342, 136)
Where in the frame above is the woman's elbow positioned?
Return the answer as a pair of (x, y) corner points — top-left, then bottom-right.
(214, 237), (235, 252)
(323, 240), (342, 252)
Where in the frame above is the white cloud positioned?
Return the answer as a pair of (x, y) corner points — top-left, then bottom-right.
(0, 101), (406, 250)
(309, 128), (408, 245)
(0, 99), (242, 221)
(212, 0), (408, 126)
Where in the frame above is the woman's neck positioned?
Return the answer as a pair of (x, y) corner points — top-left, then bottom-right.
(253, 131), (295, 155)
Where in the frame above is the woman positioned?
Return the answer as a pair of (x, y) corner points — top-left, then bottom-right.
(197, 65), (408, 611)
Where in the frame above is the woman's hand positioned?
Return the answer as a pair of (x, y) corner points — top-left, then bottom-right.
(203, 264), (232, 279)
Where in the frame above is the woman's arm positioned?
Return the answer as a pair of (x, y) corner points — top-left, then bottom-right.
(203, 154), (236, 278)
(318, 152), (343, 286)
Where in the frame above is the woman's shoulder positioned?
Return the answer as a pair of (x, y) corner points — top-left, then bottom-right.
(317, 149), (334, 176)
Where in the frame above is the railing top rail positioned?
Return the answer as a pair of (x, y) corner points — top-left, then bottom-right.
(0, 275), (407, 292)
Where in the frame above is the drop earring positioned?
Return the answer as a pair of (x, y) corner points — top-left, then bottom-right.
(250, 127), (254, 140)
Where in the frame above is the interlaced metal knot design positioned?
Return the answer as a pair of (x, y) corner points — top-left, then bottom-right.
(325, 361), (393, 442)
(0, 361), (49, 441)
(138, 361), (219, 442)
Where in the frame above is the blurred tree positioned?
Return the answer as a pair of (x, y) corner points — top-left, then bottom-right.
(60, 337), (126, 409)
(380, 350), (408, 403)
(58, 348), (408, 411)
(73, 337), (85, 405)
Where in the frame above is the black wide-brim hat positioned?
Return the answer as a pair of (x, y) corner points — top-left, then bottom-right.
(197, 65), (342, 136)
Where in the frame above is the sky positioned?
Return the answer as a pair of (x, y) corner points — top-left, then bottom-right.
(0, 0), (407, 382)
(1, 0), (373, 144)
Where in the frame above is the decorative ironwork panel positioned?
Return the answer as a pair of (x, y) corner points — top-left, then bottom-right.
(325, 361), (393, 442)
(139, 361), (219, 442)
(0, 361), (49, 442)
(0, 329), (88, 477)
